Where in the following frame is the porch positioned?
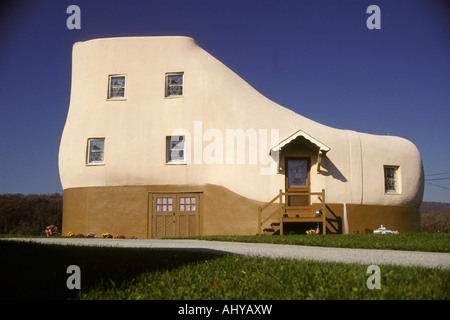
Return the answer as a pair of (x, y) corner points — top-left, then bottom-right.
(258, 189), (327, 235)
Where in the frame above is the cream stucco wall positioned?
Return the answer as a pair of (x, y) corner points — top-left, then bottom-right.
(59, 36), (424, 207)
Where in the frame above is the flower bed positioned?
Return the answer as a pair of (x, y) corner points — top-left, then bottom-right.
(64, 231), (137, 239)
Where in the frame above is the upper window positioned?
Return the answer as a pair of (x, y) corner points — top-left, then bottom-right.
(87, 138), (105, 165)
(166, 136), (185, 164)
(108, 75), (126, 100)
(384, 166), (400, 193)
(165, 73), (183, 97)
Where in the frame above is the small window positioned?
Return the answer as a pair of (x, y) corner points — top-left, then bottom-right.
(179, 197), (196, 212)
(384, 166), (400, 193)
(108, 75), (126, 99)
(165, 73), (183, 97)
(166, 136), (185, 163)
(87, 138), (105, 165)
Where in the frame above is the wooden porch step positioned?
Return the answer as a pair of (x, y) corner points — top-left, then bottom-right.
(263, 222), (280, 235)
(258, 189), (327, 235)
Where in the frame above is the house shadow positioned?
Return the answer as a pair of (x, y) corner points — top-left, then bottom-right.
(318, 157), (347, 182)
(325, 204), (343, 234)
(0, 240), (229, 300)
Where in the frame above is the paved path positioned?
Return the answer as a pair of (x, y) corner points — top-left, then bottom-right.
(2, 238), (450, 269)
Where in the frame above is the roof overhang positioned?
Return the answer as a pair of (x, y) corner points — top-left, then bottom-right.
(270, 130), (330, 155)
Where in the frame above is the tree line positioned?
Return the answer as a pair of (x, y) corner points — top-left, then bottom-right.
(420, 201), (450, 233)
(0, 194), (448, 235)
(0, 193), (62, 235)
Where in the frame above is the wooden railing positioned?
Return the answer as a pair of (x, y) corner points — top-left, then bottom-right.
(257, 190), (284, 235)
(258, 189), (326, 235)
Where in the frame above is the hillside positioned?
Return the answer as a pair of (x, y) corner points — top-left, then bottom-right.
(420, 201), (450, 213)
(420, 201), (450, 233)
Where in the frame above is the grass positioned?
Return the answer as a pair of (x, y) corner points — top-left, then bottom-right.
(1, 238), (449, 300)
(79, 255), (449, 300)
(178, 233), (450, 253)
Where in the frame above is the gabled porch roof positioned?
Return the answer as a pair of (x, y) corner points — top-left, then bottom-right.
(270, 129), (330, 155)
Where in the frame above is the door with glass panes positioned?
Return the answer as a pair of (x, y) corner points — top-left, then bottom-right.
(151, 193), (200, 238)
(285, 158), (311, 216)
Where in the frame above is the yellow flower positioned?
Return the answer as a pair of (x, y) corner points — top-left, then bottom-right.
(66, 232), (75, 237)
(101, 233), (113, 238)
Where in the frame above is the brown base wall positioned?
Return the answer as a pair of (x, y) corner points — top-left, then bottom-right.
(319, 203), (420, 234)
(62, 184), (420, 238)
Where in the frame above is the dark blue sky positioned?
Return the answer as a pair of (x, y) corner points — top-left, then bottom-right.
(0, 0), (449, 202)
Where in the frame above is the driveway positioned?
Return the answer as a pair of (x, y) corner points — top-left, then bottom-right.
(3, 238), (450, 269)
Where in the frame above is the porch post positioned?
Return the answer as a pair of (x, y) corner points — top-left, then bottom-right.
(279, 189), (283, 235)
(258, 207), (262, 235)
(322, 189), (326, 235)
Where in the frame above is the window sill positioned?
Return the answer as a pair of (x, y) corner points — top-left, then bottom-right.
(164, 95), (184, 99)
(86, 163), (105, 166)
(106, 98), (127, 101)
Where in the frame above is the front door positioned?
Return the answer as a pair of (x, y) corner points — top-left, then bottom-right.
(285, 158), (310, 216)
(151, 193), (200, 238)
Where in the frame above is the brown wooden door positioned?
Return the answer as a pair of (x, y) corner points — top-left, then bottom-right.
(285, 158), (310, 216)
(152, 193), (200, 238)
(153, 194), (176, 238)
(177, 194), (200, 237)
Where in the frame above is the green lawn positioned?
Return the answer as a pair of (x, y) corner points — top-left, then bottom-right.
(1, 238), (449, 300)
(178, 233), (450, 252)
(79, 255), (449, 300)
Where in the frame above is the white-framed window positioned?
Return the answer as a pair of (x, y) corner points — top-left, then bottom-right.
(108, 75), (126, 99)
(384, 166), (400, 194)
(166, 136), (185, 164)
(165, 73), (183, 97)
(87, 138), (105, 165)
(179, 196), (196, 212)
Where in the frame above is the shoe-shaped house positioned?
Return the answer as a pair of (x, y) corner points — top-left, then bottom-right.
(59, 36), (424, 238)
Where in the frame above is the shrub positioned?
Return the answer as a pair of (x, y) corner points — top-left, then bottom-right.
(114, 234), (126, 239)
